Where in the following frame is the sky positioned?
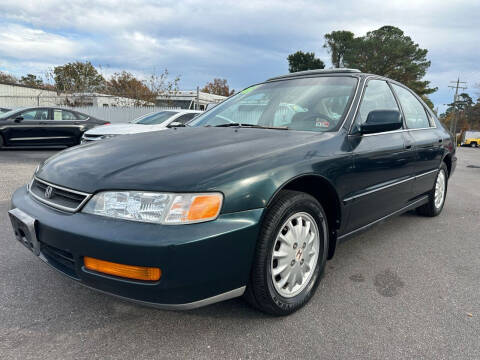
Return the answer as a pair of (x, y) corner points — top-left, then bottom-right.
(0, 0), (479, 113)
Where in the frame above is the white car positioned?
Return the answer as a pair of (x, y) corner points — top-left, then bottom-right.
(81, 110), (201, 143)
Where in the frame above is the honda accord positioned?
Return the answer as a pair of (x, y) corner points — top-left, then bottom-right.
(9, 69), (456, 315)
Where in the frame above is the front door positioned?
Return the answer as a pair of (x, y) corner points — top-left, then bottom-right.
(5, 108), (49, 146)
(344, 79), (416, 232)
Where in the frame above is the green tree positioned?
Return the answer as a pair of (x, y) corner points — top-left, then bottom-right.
(19, 74), (44, 88)
(287, 51), (325, 73)
(201, 78), (234, 96)
(323, 31), (355, 68)
(53, 61), (105, 93)
(324, 26), (436, 97)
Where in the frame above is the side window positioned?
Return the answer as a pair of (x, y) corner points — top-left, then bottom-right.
(36, 109), (49, 120)
(61, 110), (77, 120)
(53, 109), (77, 120)
(355, 80), (400, 131)
(175, 113), (197, 124)
(19, 109), (49, 120)
(19, 110), (38, 120)
(391, 84), (430, 129)
(76, 113), (88, 120)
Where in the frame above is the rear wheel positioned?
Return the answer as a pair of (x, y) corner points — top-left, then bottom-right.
(245, 190), (328, 315)
(416, 163), (448, 217)
(472, 142), (478, 148)
(0, 135), (4, 148)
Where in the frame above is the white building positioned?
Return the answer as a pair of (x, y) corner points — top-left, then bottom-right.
(156, 90), (227, 110)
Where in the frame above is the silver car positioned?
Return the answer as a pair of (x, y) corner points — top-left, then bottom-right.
(81, 110), (202, 143)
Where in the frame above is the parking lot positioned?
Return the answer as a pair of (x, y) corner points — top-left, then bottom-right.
(0, 147), (479, 359)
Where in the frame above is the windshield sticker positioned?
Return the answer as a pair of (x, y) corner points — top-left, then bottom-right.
(241, 85), (258, 95)
(315, 119), (330, 128)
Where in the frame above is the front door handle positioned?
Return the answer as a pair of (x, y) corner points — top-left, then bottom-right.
(438, 138), (443, 143)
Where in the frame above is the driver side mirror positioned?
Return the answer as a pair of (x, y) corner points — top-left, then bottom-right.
(360, 110), (402, 134)
(14, 116), (24, 123)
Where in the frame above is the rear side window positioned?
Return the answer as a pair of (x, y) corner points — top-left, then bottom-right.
(391, 84), (430, 129)
(53, 109), (78, 120)
(354, 80), (400, 131)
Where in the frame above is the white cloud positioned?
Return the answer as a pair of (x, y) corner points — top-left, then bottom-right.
(0, 0), (479, 109)
(0, 24), (78, 60)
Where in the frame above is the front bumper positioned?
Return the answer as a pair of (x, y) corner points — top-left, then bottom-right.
(10, 186), (263, 308)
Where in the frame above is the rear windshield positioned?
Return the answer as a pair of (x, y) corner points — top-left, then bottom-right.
(132, 111), (178, 125)
(190, 76), (358, 132)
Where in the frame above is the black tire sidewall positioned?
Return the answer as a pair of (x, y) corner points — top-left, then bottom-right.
(262, 193), (328, 314)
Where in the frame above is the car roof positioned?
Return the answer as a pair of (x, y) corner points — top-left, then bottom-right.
(267, 68), (362, 81)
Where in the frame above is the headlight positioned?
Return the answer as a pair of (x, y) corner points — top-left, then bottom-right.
(82, 191), (223, 225)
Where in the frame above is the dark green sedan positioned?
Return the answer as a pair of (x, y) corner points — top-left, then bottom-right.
(9, 69), (456, 315)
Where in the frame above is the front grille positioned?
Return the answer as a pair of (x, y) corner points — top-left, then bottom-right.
(29, 177), (91, 212)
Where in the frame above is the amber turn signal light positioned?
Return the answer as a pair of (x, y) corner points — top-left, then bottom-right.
(187, 194), (222, 221)
(84, 257), (161, 281)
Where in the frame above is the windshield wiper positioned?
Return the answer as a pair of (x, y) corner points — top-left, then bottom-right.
(213, 123), (288, 130)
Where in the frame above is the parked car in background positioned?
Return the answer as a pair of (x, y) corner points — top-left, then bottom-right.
(0, 107), (11, 113)
(9, 69), (456, 315)
(0, 107), (109, 148)
(460, 130), (480, 147)
(81, 110), (201, 143)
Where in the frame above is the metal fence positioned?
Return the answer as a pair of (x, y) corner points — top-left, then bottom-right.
(0, 95), (179, 123)
(60, 106), (180, 123)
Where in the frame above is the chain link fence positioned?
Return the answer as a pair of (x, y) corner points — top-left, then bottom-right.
(0, 94), (179, 123)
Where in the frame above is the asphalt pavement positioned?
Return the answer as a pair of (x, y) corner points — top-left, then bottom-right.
(0, 147), (479, 359)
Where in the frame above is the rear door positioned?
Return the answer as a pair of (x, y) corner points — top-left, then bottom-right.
(42, 109), (84, 146)
(344, 79), (416, 232)
(4, 108), (49, 146)
(391, 84), (443, 196)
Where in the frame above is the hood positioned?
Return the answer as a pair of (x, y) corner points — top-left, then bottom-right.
(38, 127), (325, 193)
(86, 123), (167, 136)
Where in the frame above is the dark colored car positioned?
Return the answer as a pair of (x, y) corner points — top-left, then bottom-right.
(9, 69), (456, 315)
(0, 107), (109, 148)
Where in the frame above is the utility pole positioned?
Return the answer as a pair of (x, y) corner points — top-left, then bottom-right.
(448, 77), (467, 145)
(196, 86), (200, 110)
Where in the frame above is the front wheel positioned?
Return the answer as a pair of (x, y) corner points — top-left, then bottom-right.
(245, 190), (328, 315)
(416, 163), (448, 217)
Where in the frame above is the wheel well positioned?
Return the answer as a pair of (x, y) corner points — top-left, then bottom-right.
(443, 154), (452, 177)
(271, 175), (341, 259)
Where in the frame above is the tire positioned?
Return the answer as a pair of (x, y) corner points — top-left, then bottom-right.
(472, 142), (478, 148)
(245, 190), (328, 315)
(0, 134), (4, 148)
(416, 163), (448, 217)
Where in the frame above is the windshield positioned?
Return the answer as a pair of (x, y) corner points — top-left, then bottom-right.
(132, 111), (178, 125)
(0, 108), (22, 120)
(190, 76), (358, 132)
